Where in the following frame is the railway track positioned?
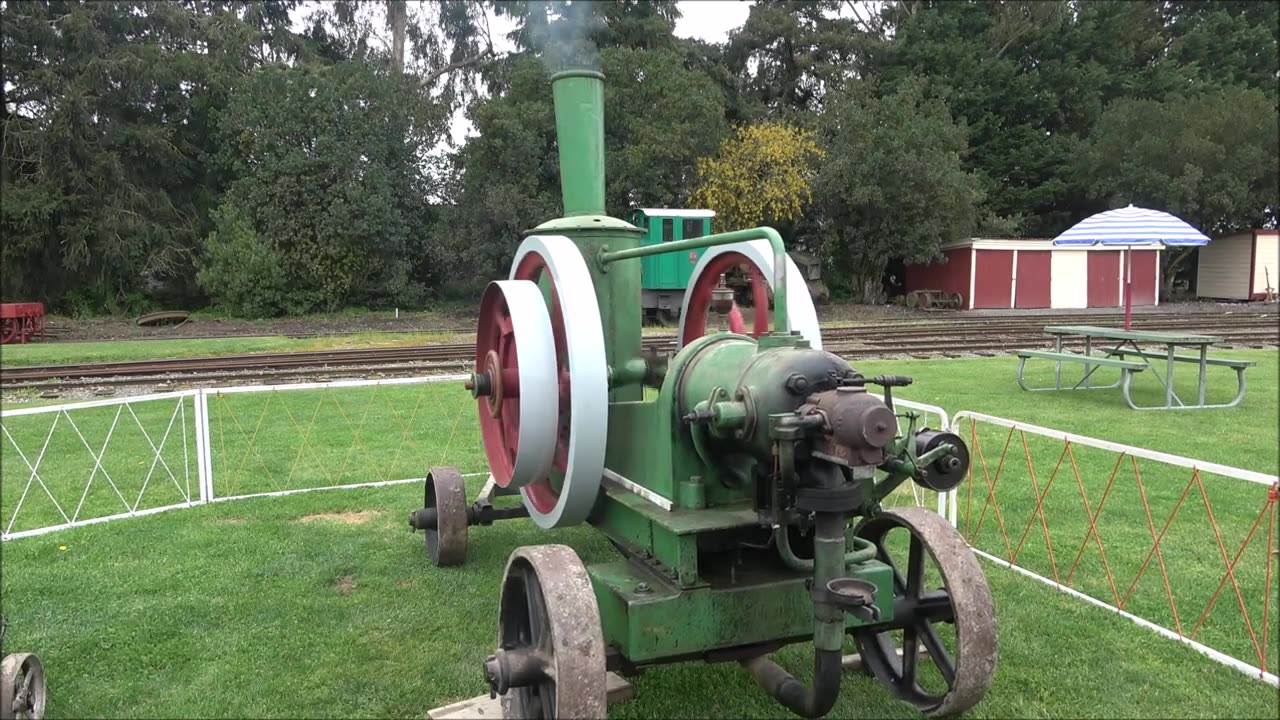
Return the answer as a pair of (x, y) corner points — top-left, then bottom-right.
(36, 307), (1276, 343)
(4, 312), (1275, 392)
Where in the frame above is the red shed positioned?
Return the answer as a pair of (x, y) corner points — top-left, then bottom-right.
(904, 238), (1162, 310)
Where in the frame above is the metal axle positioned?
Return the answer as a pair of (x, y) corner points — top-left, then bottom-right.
(408, 502), (528, 531)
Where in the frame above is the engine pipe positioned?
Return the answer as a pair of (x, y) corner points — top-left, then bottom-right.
(597, 226), (790, 333)
(550, 70), (607, 217)
(773, 525), (877, 572)
(742, 510), (848, 717)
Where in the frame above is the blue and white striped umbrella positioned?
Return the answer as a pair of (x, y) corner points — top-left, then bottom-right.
(1053, 204), (1210, 246)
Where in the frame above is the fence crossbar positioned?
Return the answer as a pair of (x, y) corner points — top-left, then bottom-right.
(954, 410), (1280, 688)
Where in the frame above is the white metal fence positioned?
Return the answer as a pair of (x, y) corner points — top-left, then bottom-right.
(0, 376), (484, 539)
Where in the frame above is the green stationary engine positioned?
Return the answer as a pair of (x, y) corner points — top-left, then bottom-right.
(408, 70), (997, 719)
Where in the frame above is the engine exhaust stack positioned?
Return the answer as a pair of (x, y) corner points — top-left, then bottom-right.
(550, 70), (607, 217)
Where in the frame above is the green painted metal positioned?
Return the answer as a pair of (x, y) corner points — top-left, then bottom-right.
(1043, 325), (1222, 344)
(549, 70), (607, 217)
(589, 558), (894, 664)
(628, 210), (713, 291)
(527, 70), (938, 680)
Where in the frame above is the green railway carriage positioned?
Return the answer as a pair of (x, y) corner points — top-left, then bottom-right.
(627, 208), (715, 323)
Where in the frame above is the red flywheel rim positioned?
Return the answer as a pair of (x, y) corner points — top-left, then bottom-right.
(680, 251), (771, 346)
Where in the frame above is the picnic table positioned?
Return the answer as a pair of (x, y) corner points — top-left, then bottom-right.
(1014, 325), (1255, 410)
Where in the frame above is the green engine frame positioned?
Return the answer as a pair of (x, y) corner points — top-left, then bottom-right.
(530, 71), (904, 669)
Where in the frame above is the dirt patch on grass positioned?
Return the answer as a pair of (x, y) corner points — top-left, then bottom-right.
(209, 517), (246, 525)
(331, 573), (358, 596)
(294, 510), (382, 525)
(396, 579), (414, 590)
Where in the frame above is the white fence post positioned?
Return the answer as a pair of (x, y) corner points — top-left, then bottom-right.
(193, 390), (209, 504)
(199, 389), (214, 502)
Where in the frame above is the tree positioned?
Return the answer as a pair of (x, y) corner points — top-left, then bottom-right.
(813, 78), (992, 304)
(1073, 87), (1279, 297)
(446, 48), (728, 285)
(690, 123), (823, 232)
(0, 1), (289, 311)
(724, 0), (869, 116)
(210, 61), (447, 315)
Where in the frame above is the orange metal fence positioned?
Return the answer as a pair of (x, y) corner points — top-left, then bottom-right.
(955, 411), (1278, 685)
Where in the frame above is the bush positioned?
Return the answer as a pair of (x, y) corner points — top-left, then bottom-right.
(196, 204), (288, 318)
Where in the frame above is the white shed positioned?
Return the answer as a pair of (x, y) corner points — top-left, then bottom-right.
(1196, 230), (1279, 301)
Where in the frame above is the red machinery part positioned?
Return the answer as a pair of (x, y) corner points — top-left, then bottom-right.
(473, 280), (558, 490)
(508, 235), (609, 530)
(681, 252), (771, 345)
(678, 242), (824, 350)
(0, 303), (46, 345)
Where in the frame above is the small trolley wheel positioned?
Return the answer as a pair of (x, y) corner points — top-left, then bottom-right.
(485, 545), (607, 720)
(423, 467), (468, 567)
(1, 652), (46, 720)
(852, 507), (997, 717)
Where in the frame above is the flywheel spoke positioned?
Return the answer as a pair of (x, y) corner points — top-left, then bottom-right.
(854, 507), (997, 717)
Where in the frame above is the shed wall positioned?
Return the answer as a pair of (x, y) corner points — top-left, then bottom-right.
(1050, 251), (1088, 308)
(1128, 250), (1159, 306)
(1087, 251), (1122, 307)
(973, 250), (1014, 308)
(1197, 233), (1252, 300)
(904, 249), (971, 306)
(1014, 250), (1052, 308)
(1252, 232), (1279, 298)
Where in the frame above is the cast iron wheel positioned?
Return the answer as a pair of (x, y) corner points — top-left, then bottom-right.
(492, 545), (606, 719)
(853, 507), (996, 717)
(1, 653), (46, 720)
(423, 467), (468, 566)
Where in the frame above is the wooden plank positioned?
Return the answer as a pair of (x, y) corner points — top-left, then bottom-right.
(428, 672), (633, 720)
(1043, 325), (1221, 344)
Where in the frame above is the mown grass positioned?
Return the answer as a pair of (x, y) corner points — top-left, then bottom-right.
(0, 331), (470, 368)
(0, 350), (1277, 718)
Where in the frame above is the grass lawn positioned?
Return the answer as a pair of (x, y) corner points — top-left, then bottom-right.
(0, 332), (472, 369)
(1, 350), (1277, 718)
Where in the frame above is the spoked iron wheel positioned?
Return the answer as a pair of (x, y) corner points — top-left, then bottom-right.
(853, 507), (997, 717)
(422, 467), (468, 566)
(1, 653), (46, 720)
(485, 545), (607, 719)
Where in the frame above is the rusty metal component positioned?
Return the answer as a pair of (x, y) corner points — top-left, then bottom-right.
(797, 386), (898, 466)
(486, 545), (607, 719)
(421, 468), (468, 567)
(905, 290), (962, 311)
(852, 507), (997, 717)
(0, 652), (46, 720)
(135, 310), (190, 328)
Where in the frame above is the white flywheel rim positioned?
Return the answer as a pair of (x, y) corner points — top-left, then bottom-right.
(677, 240), (823, 350)
(509, 235), (608, 529)
(479, 280), (559, 489)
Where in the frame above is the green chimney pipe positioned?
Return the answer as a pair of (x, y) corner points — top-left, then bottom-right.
(550, 70), (607, 217)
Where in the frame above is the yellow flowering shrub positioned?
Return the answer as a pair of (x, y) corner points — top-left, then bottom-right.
(690, 123), (824, 231)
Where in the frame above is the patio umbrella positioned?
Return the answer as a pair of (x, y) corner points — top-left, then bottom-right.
(1053, 204), (1210, 329)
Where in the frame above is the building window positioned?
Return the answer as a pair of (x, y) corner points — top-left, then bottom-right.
(682, 218), (704, 240)
(662, 219), (674, 242)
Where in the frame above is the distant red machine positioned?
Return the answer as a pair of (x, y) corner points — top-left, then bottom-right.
(0, 303), (46, 344)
